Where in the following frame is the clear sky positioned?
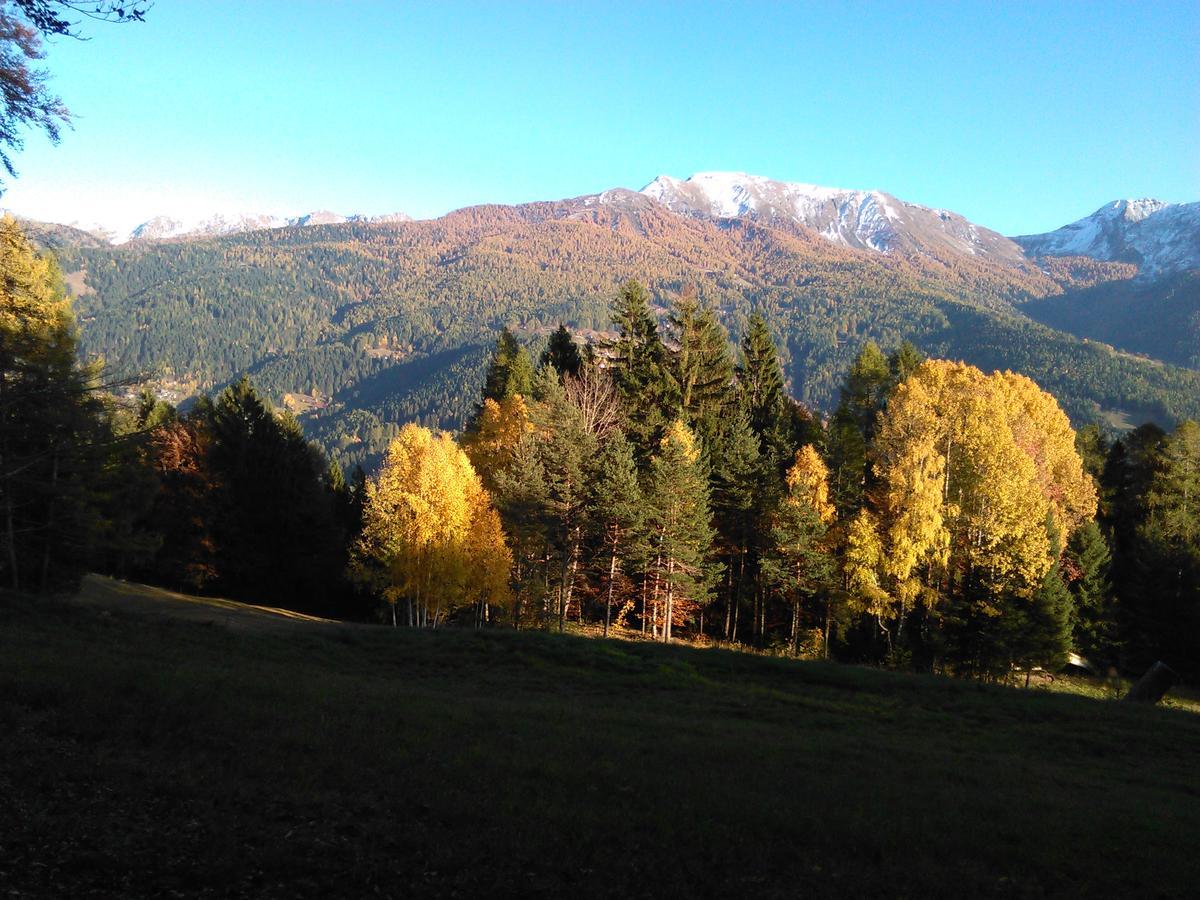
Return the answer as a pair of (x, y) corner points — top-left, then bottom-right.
(2, 0), (1196, 237)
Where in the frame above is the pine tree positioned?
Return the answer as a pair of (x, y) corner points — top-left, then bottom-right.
(826, 341), (890, 518)
(482, 327), (534, 403)
(529, 367), (595, 630)
(764, 446), (837, 656)
(493, 432), (551, 629)
(707, 402), (760, 642)
(737, 312), (786, 453)
(588, 430), (644, 636)
(606, 279), (678, 461)
(1065, 520), (1116, 663)
(204, 377), (345, 613)
(539, 324), (582, 379)
(670, 289), (735, 442)
(645, 421), (717, 642)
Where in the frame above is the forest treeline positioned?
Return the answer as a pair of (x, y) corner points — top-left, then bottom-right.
(52, 200), (1200, 473)
(4, 216), (1198, 681)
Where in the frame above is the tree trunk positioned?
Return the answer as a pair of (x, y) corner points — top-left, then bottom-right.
(604, 541), (618, 638)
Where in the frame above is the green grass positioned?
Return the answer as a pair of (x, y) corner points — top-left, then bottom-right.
(3, 590), (1199, 898)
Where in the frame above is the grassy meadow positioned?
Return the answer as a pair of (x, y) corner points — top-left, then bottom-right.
(2, 579), (1199, 898)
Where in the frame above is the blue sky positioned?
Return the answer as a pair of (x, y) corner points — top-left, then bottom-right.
(3, 0), (1196, 236)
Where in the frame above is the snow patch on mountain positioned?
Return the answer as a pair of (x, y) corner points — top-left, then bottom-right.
(1014, 200), (1200, 277)
(641, 172), (1025, 264)
(124, 209), (412, 243)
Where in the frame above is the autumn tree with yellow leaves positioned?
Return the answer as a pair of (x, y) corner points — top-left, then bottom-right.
(351, 423), (511, 627)
(764, 445), (838, 656)
(864, 359), (1097, 670)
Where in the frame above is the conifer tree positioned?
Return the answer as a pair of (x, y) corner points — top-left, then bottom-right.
(670, 289), (735, 441)
(826, 341), (890, 518)
(1065, 520), (1117, 663)
(764, 446), (837, 656)
(539, 324), (582, 379)
(492, 432), (551, 629)
(482, 327), (534, 403)
(707, 402), (760, 642)
(607, 279), (678, 460)
(645, 420), (717, 642)
(529, 367), (595, 630)
(204, 377), (346, 613)
(588, 430), (644, 636)
(737, 312), (786, 453)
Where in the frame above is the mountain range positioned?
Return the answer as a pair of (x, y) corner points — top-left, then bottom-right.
(15, 172), (1200, 469)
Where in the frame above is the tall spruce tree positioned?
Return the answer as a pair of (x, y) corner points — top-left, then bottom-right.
(607, 280), (678, 461)
(588, 430), (644, 636)
(205, 377), (345, 614)
(529, 367), (595, 631)
(646, 420), (717, 642)
(539, 324), (583, 379)
(826, 341), (891, 518)
(737, 312), (787, 454)
(708, 402), (761, 642)
(482, 327), (534, 403)
(1065, 520), (1117, 664)
(670, 289), (735, 442)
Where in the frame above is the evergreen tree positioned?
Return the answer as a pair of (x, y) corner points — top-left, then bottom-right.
(1065, 520), (1117, 663)
(493, 431), (551, 629)
(606, 279), (678, 461)
(645, 421), (717, 642)
(1016, 560), (1075, 682)
(205, 376), (346, 614)
(482, 327), (534, 403)
(737, 312), (786, 454)
(670, 289), (735, 442)
(887, 340), (925, 389)
(588, 430), (644, 636)
(826, 341), (890, 518)
(539, 324), (582, 379)
(707, 402), (760, 642)
(529, 367), (595, 630)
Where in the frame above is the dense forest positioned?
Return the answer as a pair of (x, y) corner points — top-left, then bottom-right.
(6, 214), (1197, 683)
(46, 194), (1200, 472)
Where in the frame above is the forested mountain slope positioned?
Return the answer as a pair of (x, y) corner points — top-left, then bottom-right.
(45, 187), (1200, 470)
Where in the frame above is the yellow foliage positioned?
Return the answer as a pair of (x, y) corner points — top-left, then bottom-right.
(0, 215), (72, 347)
(785, 444), (836, 524)
(460, 394), (531, 492)
(873, 359), (1092, 610)
(844, 510), (891, 619)
(354, 422), (511, 624)
(662, 418), (701, 464)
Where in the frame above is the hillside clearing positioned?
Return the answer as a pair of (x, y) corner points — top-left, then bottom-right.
(3, 580), (1199, 898)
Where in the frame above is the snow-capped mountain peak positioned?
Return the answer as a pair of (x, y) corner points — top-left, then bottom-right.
(640, 171), (1024, 262)
(123, 209), (412, 243)
(1014, 199), (1200, 277)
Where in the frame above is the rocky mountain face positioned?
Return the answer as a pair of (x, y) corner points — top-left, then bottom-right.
(641, 172), (1030, 266)
(1015, 199), (1200, 278)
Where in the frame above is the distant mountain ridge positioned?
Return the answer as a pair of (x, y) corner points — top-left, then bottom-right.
(12, 173), (1197, 279)
(641, 172), (1029, 266)
(1015, 198), (1200, 278)
(125, 209), (413, 243)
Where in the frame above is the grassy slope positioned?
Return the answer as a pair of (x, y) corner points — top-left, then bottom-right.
(3, 584), (1199, 898)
